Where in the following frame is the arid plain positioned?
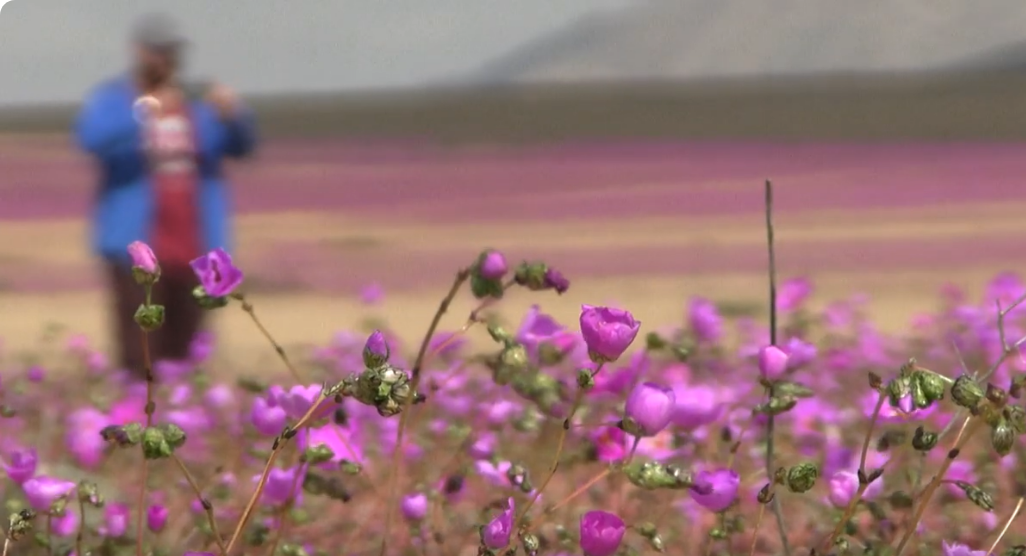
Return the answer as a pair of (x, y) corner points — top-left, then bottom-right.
(1, 137), (1022, 370)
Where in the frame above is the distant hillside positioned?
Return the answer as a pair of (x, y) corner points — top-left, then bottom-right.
(472, 0), (1026, 84)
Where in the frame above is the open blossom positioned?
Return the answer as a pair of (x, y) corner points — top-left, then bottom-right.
(941, 541), (987, 556)
(250, 396), (287, 436)
(623, 382), (676, 436)
(22, 476), (77, 511)
(127, 240), (158, 273)
(580, 305), (641, 363)
(190, 247), (244, 297)
(481, 497), (514, 549)
(579, 510), (626, 556)
(2, 447), (37, 484)
(691, 469), (740, 512)
(688, 297), (722, 343)
(828, 470), (883, 509)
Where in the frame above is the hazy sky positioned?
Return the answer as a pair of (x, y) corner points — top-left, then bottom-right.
(0, 0), (632, 106)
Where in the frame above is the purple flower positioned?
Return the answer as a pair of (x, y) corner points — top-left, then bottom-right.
(360, 283), (384, 305)
(266, 384), (334, 421)
(189, 248), (244, 298)
(363, 330), (390, 368)
(758, 345), (789, 381)
(99, 503), (130, 537)
(579, 510), (626, 556)
(127, 240), (158, 273)
(479, 250), (508, 280)
(517, 305), (567, 348)
(2, 447), (37, 484)
(51, 509), (79, 538)
(250, 396), (287, 436)
(147, 504), (168, 532)
(481, 497), (514, 549)
(671, 384), (724, 431)
(27, 365), (45, 382)
(579, 305), (641, 363)
(941, 541), (987, 556)
(688, 297), (723, 343)
(401, 493), (428, 522)
(544, 268), (570, 294)
(258, 466), (304, 507)
(777, 277), (812, 312)
(22, 476), (77, 511)
(623, 382), (676, 436)
(828, 470), (882, 509)
(783, 337), (817, 369)
(691, 469), (740, 512)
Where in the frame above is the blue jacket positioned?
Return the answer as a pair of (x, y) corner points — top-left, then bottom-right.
(74, 75), (257, 265)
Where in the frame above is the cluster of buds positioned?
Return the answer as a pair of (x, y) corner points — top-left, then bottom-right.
(5, 509), (36, 542)
(302, 471), (352, 503)
(623, 461), (704, 492)
(952, 374), (1026, 456)
(339, 331), (419, 417)
(76, 481), (106, 509)
(885, 358), (949, 414)
(141, 423), (188, 460)
(513, 261), (570, 295)
(485, 325), (565, 415)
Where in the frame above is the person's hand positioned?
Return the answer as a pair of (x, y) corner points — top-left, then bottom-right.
(205, 83), (239, 120)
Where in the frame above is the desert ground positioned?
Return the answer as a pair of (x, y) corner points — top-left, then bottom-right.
(1, 137), (1022, 371)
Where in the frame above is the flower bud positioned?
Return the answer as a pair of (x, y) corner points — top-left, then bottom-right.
(520, 532), (540, 554)
(133, 304), (165, 332)
(757, 483), (774, 504)
(141, 427), (172, 460)
(624, 461), (696, 491)
(487, 324), (514, 345)
(76, 481), (103, 507)
(991, 419), (1016, 457)
(362, 330), (390, 369)
(785, 462), (819, 494)
(400, 493), (428, 522)
(758, 345), (789, 381)
(1002, 545), (1026, 556)
(1006, 405), (1026, 435)
(913, 370), (948, 404)
(7, 509), (36, 541)
(146, 504), (168, 533)
(302, 444), (335, 465)
(753, 395), (798, 416)
(477, 250), (508, 281)
(773, 381), (815, 399)
(161, 423), (187, 450)
(127, 241), (160, 285)
(645, 332), (668, 351)
(887, 376), (913, 413)
(951, 374), (985, 412)
(953, 481), (995, 511)
(576, 368), (596, 390)
(579, 510), (625, 556)
(911, 426), (938, 452)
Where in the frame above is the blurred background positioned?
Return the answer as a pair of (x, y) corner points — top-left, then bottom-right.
(1, 0), (1025, 368)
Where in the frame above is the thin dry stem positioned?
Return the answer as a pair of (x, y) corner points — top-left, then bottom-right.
(893, 418), (982, 556)
(748, 503), (767, 556)
(1, 537), (8, 556)
(988, 497), (1025, 556)
(75, 497), (86, 556)
(224, 391), (328, 554)
(170, 453), (227, 555)
(818, 391), (887, 551)
(236, 296), (304, 384)
(266, 455), (305, 556)
(378, 268), (471, 556)
(136, 325), (155, 556)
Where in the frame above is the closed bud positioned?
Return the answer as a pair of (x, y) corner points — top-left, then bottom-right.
(773, 381), (815, 399)
(1006, 405), (1026, 435)
(513, 261), (549, 291)
(302, 444), (335, 465)
(161, 423), (186, 450)
(1002, 545), (1026, 556)
(785, 462), (819, 493)
(133, 304), (165, 332)
(520, 532), (540, 555)
(888, 491), (914, 509)
(954, 481), (995, 511)
(909, 376), (929, 410)
(141, 426), (172, 460)
(987, 383), (1009, 407)
(914, 370), (948, 404)
(470, 273), (504, 300)
(991, 420), (1016, 457)
(757, 483), (774, 504)
(868, 371), (883, 390)
(576, 368), (595, 390)
(76, 481), (103, 508)
(340, 460), (362, 475)
(911, 426), (939, 452)
(645, 332), (668, 351)
(754, 395), (798, 416)
(951, 375), (985, 411)
(362, 330), (390, 369)
(624, 461), (696, 491)
(887, 376), (913, 409)
(280, 543), (310, 556)
(7, 509), (36, 541)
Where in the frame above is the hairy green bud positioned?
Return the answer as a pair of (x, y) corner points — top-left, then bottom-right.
(785, 462), (818, 494)
(951, 374), (985, 412)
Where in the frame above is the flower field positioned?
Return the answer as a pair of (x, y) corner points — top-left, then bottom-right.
(1, 140), (1025, 555)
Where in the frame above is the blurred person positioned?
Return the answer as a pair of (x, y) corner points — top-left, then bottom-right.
(74, 13), (257, 379)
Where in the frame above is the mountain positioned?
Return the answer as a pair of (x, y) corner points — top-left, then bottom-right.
(472, 0), (1026, 84)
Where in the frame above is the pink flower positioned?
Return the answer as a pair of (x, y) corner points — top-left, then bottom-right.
(480, 497), (514, 549)
(127, 240), (158, 273)
(22, 476), (77, 511)
(579, 305), (641, 363)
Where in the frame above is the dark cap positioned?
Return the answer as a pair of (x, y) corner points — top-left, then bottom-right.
(131, 12), (187, 51)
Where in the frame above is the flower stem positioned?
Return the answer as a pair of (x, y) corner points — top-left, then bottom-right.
(170, 453), (227, 555)
(75, 497), (86, 556)
(762, 179), (792, 556)
(892, 418), (982, 556)
(224, 391), (328, 554)
(987, 496), (1025, 556)
(378, 269), (471, 556)
(136, 325), (155, 556)
(266, 457), (305, 556)
(818, 391), (886, 551)
(235, 295), (304, 383)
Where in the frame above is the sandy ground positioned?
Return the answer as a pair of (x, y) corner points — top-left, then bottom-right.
(1, 140), (1023, 370)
